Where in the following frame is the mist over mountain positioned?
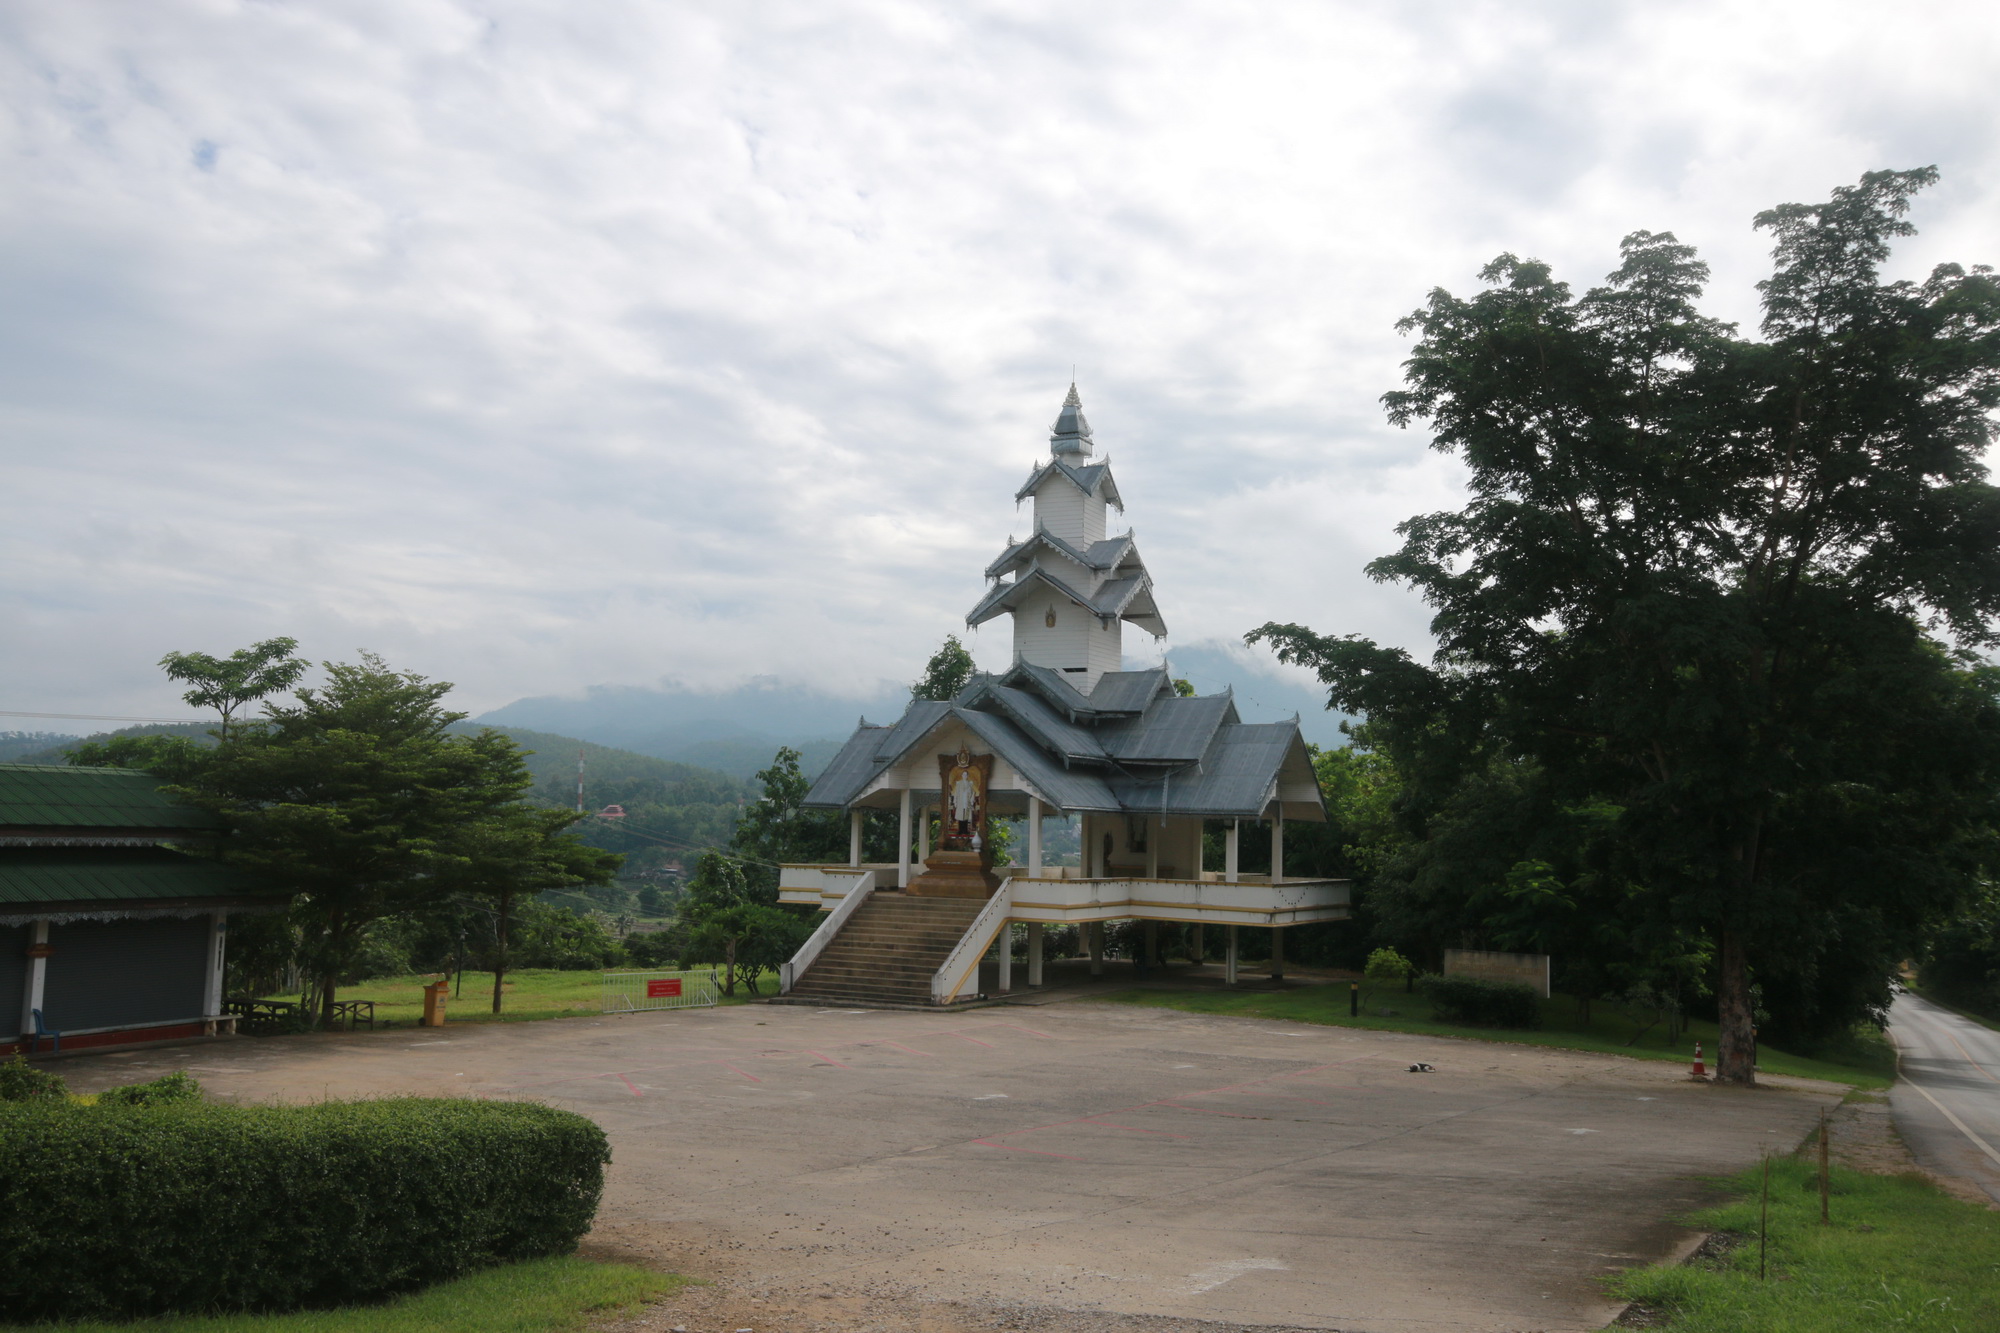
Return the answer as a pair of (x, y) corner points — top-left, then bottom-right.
(473, 639), (1348, 780)
(473, 677), (912, 779)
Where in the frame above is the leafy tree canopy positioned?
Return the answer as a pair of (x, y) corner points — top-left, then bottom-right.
(911, 635), (976, 701)
(175, 651), (615, 1025)
(158, 637), (306, 739)
(1253, 169), (2000, 1083)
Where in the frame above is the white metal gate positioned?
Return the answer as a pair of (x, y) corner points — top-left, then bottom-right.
(601, 968), (721, 1014)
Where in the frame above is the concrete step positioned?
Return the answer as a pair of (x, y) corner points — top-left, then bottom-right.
(818, 935), (971, 952)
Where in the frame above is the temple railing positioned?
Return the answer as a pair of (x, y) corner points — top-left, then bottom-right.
(778, 869), (880, 995)
(930, 879), (1015, 1005)
(777, 863), (895, 906)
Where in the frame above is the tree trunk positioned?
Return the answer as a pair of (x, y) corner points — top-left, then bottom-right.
(1716, 929), (1757, 1085)
(317, 910), (346, 1029)
(492, 888), (512, 1014)
(317, 967), (339, 1029)
(724, 937), (737, 997)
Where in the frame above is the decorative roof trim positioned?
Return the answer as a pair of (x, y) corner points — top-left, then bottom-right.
(1013, 457), (1124, 511)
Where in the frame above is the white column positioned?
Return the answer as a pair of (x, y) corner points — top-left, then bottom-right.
(1027, 921), (1044, 986)
(1270, 926), (1286, 981)
(1271, 809), (1285, 882)
(1192, 923), (1205, 965)
(1225, 821), (1240, 883)
(1146, 817), (1159, 879)
(1088, 921), (1104, 976)
(23, 918), (49, 1034)
(849, 809), (864, 867)
(1225, 924), (1239, 985)
(1027, 797), (1043, 877)
(997, 923), (1013, 994)
(203, 912), (228, 1017)
(897, 788), (912, 888)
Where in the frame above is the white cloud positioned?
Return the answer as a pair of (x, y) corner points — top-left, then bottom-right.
(2, 0), (1995, 718)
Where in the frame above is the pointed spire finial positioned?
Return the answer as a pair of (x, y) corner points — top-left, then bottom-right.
(1049, 382), (1093, 456)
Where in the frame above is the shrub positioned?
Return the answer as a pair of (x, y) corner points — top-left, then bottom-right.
(96, 1070), (204, 1107)
(0, 1096), (609, 1321)
(0, 1055), (66, 1102)
(1364, 947), (1415, 991)
(1424, 974), (1542, 1028)
(624, 925), (684, 968)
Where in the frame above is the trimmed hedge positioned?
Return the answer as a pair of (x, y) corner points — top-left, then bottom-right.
(1425, 974), (1543, 1028)
(0, 1096), (609, 1321)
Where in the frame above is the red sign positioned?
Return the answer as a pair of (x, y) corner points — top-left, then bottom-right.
(646, 978), (682, 999)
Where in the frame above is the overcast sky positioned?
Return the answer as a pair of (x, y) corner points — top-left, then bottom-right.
(4, 0), (1996, 723)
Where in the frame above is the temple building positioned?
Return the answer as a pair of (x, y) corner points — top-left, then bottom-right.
(776, 387), (1350, 1006)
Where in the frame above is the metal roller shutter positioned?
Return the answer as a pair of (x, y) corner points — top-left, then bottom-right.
(0, 925), (24, 1033)
(43, 917), (207, 1031)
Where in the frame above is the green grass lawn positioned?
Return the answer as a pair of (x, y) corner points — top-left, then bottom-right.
(265, 967), (773, 1026)
(1100, 984), (1895, 1088)
(0, 1257), (684, 1333)
(1610, 1158), (2000, 1331)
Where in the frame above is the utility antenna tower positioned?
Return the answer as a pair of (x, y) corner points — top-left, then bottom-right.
(576, 747), (586, 813)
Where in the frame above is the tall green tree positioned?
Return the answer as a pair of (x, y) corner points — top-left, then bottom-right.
(677, 850), (809, 995)
(911, 635), (976, 702)
(453, 804), (621, 1013)
(159, 637), (306, 741)
(727, 746), (848, 899)
(1254, 169), (2000, 1083)
(176, 653), (608, 1026)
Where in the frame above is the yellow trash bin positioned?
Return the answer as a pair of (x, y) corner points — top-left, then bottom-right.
(420, 977), (450, 1028)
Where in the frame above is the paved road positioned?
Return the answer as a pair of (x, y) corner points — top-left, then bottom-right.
(1888, 991), (2000, 1203)
(59, 1003), (1842, 1333)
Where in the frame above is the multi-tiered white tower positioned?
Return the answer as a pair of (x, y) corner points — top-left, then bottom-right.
(965, 386), (1166, 693)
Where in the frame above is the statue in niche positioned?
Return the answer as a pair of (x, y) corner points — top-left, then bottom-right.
(910, 745), (1003, 898)
(938, 745), (993, 856)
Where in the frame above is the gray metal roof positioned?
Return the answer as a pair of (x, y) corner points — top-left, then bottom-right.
(1101, 693), (1235, 763)
(803, 702), (1122, 814)
(1083, 669), (1172, 715)
(980, 684), (1107, 763)
(951, 709), (1122, 812)
(1008, 663), (1095, 717)
(870, 699), (953, 764)
(1083, 535), (1136, 569)
(1014, 458), (1122, 510)
(801, 724), (895, 809)
(1050, 382), (1093, 451)
(965, 564), (1101, 629)
(805, 669), (1322, 823)
(1106, 723), (1304, 818)
(984, 529), (1133, 580)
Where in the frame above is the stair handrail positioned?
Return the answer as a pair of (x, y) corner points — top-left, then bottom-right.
(930, 879), (1015, 1005)
(779, 869), (879, 994)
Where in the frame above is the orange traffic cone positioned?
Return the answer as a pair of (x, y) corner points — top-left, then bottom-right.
(1689, 1041), (1708, 1080)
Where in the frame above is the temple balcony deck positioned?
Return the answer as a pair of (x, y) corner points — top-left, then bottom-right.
(777, 862), (1350, 927)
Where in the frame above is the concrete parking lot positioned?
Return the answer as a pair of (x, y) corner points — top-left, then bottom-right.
(62, 1001), (1842, 1333)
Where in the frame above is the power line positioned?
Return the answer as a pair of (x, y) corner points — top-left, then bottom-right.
(0, 709), (206, 725)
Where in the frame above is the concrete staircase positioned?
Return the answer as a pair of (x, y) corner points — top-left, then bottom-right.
(786, 891), (987, 1006)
